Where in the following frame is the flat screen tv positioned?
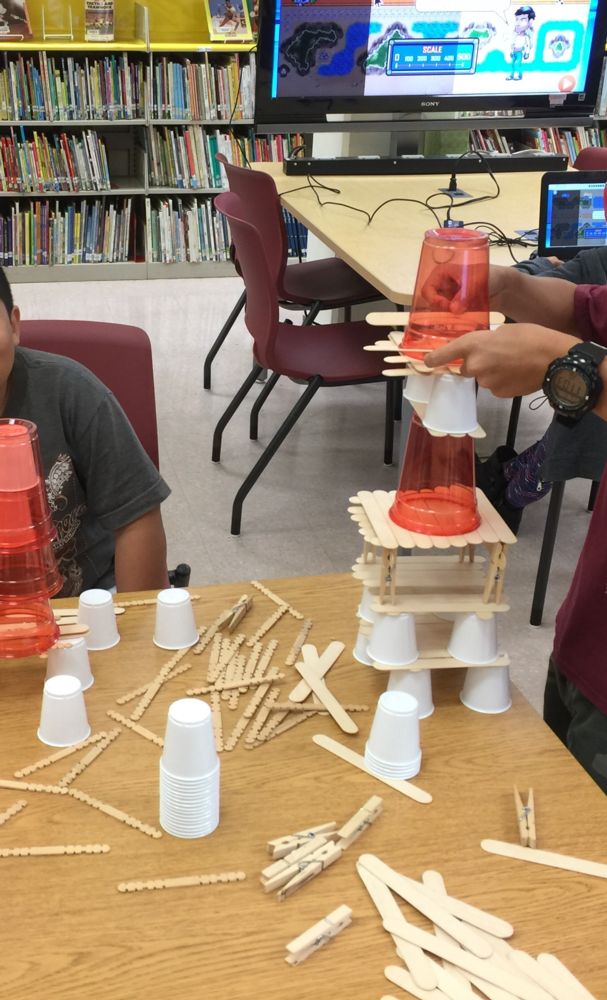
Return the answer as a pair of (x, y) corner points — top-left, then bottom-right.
(255, 0), (607, 129)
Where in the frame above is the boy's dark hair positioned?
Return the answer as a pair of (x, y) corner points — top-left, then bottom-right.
(515, 5), (536, 19)
(0, 267), (13, 316)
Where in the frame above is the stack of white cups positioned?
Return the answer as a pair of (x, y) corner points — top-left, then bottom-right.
(353, 586), (376, 666)
(159, 698), (220, 838)
(365, 690), (421, 780)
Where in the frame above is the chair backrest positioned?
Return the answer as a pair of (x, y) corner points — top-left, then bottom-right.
(214, 191), (280, 371)
(573, 147), (607, 170)
(19, 319), (160, 469)
(216, 154), (288, 294)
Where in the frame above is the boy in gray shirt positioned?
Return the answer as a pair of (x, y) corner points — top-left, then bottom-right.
(0, 269), (171, 597)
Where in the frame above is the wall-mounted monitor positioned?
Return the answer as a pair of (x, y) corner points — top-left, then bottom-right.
(255, 1), (607, 129)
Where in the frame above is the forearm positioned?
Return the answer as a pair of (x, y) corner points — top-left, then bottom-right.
(492, 266), (577, 333)
(114, 507), (169, 593)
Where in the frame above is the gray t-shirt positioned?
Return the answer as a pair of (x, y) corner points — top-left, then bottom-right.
(5, 346), (170, 597)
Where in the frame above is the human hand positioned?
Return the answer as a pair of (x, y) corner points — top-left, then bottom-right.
(425, 324), (580, 398)
(420, 263), (509, 315)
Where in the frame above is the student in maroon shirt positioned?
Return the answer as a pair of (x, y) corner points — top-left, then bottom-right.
(423, 264), (607, 793)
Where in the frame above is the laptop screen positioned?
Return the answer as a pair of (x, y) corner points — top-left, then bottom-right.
(539, 171), (607, 260)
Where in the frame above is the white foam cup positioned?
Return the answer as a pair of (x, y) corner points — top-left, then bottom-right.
(37, 674), (91, 747)
(357, 587), (378, 624)
(423, 372), (477, 434)
(159, 758), (220, 838)
(367, 612), (418, 667)
(387, 668), (434, 719)
(460, 665), (512, 714)
(353, 621), (374, 666)
(153, 588), (199, 650)
(365, 690), (421, 779)
(161, 698), (217, 779)
(448, 612), (498, 665)
(45, 637), (94, 690)
(77, 589), (120, 651)
(403, 372), (434, 404)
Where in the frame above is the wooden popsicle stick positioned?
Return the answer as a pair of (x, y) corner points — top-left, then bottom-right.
(54, 606), (125, 620)
(357, 856), (492, 959)
(294, 655), (358, 735)
(118, 871), (246, 892)
(67, 788), (162, 839)
(357, 863), (438, 992)
(57, 728), (121, 786)
(58, 623), (89, 636)
(384, 924), (553, 1000)
(284, 619), (313, 666)
(422, 871), (482, 994)
(384, 966), (452, 999)
(0, 799), (28, 827)
(480, 839), (607, 879)
(14, 731), (108, 777)
(249, 580), (304, 619)
(366, 312), (411, 325)
(509, 950), (583, 1000)
(106, 710), (164, 748)
(313, 734), (432, 804)
(0, 843), (109, 857)
(536, 955), (598, 1000)
(186, 673), (284, 696)
(288, 641), (345, 703)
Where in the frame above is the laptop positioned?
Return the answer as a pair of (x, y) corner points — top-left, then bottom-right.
(538, 170), (607, 260)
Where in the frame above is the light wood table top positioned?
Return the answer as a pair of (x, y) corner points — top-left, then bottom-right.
(260, 162), (544, 304)
(2, 573), (606, 999)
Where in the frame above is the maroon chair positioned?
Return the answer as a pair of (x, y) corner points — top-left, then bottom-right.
(212, 191), (394, 535)
(573, 147), (607, 170)
(203, 155), (382, 390)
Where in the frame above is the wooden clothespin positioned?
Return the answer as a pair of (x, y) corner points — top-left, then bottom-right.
(215, 595), (253, 633)
(336, 796), (383, 850)
(261, 834), (332, 893)
(285, 905), (352, 965)
(277, 840), (343, 901)
(514, 786), (536, 848)
(267, 822), (338, 860)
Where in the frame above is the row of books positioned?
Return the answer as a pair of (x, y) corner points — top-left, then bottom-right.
(0, 197), (133, 265)
(470, 126), (607, 162)
(283, 210), (308, 261)
(0, 129), (111, 193)
(145, 196), (230, 263)
(146, 127), (304, 190)
(0, 53), (146, 122)
(151, 55), (254, 121)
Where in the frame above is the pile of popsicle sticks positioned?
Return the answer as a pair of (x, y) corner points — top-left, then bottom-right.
(358, 853), (597, 1000)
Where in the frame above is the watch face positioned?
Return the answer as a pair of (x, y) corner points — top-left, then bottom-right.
(551, 366), (588, 409)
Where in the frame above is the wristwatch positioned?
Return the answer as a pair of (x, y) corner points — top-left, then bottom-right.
(542, 342), (607, 425)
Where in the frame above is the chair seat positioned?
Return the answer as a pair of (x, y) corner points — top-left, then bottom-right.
(263, 319), (386, 383)
(282, 257), (381, 307)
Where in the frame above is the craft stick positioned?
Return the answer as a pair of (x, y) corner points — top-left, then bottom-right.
(337, 796), (383, 850)
(268, 822), (338, 859)
(246, 688), (281, 744)
(313, 734), (432, 804)
(0, 843), (110, 857)
(421, 871), (478, 994)
(206, 634), (223, 683)
(294, 655), (358, 734)
(382, 974), (444, 1000)
(480, 839), (607, 879)
(0, 779), (68, 795)
(57, 728), (121, 786)
(357, 856), (492, 959)
(14, 731), (109, 777)
(241, 642), (262, 688)
(118, 871), (246, 893)
(285, 619), (313, 666)
(67, 788), (162, 839)
(58, 623), (89, 636)
(186, 673), (285, 696)
(270, 701), (368, 713)
(288, 641), (345, 702)
(357, 863), (438, 992)
(210, 692), (224, 752)
(193, 616), (227, 657)
(54, 607), (125, 620)
(115, 662), (192, 706)
(115, 596), (201, 608)
(432, 963), (487, 1000)
(246, 605), (288, 647)
(254, 710), (321, 746)
(130, 650), (194, 721)
(106, 710), (164, 748)
(537, 954), (598, 1000)
(0, 800), (27, 827)
(223, 669), (280, 752)
(285, 905), (352, 965)
(250, 580), (304, 619)
(510, 950), (584, 1000)
(383, 929), (553, 1000)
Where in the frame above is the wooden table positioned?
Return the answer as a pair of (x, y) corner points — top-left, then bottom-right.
(261, 162), (544, 304)
(2, 574), (606, 1000)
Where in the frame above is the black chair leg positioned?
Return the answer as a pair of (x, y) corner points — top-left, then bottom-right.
(303, 301), (321, 325)
(212, 364), (263, 462)
(231, 377), (323, 535)
(588, 480), (600, 511)
(250, 372), (281, 440)
(506, 396), (522, 452)
(530, 480), (565, 627)
(393, 377), (403, 421)
(203, 289), (246, 390)
(384, 380), (395, 466)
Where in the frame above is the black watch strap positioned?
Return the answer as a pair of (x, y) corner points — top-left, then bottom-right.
(570, 342), (607, 366)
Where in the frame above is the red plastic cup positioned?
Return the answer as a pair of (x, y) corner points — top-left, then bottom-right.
(0, 541), (63, 599)
(389, 413), (480, 536)
(0, 596), (60, 658)
(0, 420), (56, 549)
(401, 228), (490, 359)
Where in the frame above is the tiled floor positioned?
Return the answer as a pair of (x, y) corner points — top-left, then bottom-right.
(14, 274), (597, 714)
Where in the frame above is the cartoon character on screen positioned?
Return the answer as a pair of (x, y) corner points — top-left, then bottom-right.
(507, 5), (536, 82)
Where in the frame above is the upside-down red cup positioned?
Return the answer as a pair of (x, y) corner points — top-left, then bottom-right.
(0, 541), (63, 599)
(0, 420), (55, 549)
(0, 596), (60, 658)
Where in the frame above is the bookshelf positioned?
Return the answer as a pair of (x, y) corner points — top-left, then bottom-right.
(0, 0), (304, 281)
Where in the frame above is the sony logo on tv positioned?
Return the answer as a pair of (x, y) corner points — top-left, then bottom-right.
(421, 101), (441, 107)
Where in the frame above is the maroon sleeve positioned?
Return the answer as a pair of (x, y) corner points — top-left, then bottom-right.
(574, 285), (607, 345)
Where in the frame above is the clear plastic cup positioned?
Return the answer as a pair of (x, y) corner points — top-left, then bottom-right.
(0, 596), (60, 659)
(153, 588), (199, 650)
(37, 674), (91, 747)
(45, 636), (94, 691)
(423, 373), (478, 434)
(448, 613), (498, 665)
(367, 612), (418, 668)
(389, 414), (480, 536)
(387, 668), (434, 719)
(403, 372), (434, 404)
(77, 589), (120, 651)
(365, 690), (421, 780)
(460, 665), (512, 714)
(161, 698), (217, 779)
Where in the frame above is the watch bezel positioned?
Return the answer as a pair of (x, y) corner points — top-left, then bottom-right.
(543, 345), (605, 422)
